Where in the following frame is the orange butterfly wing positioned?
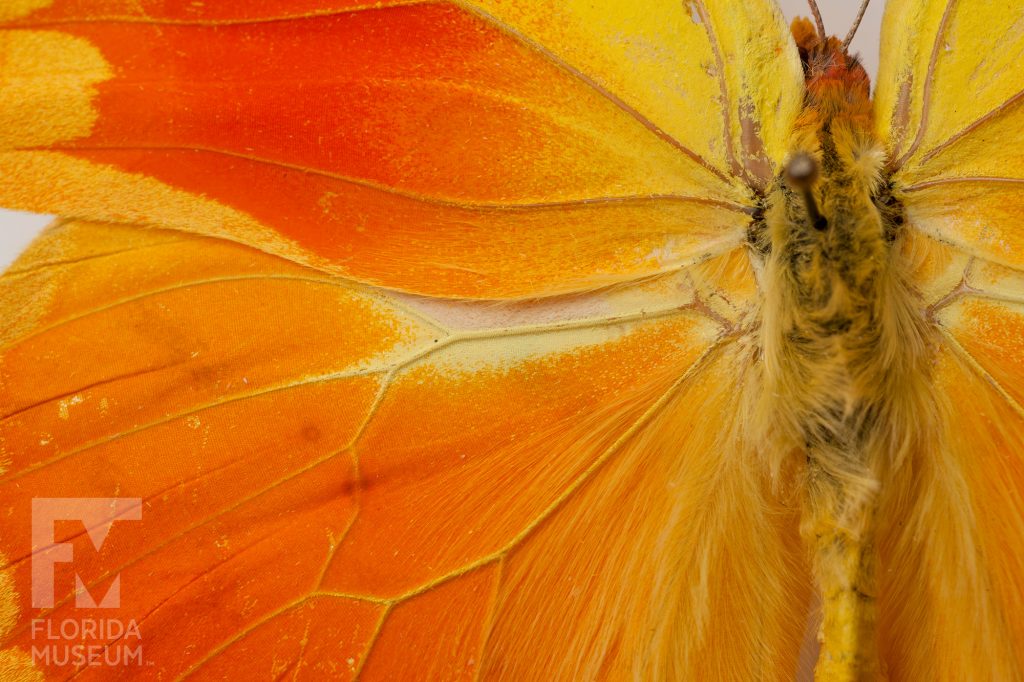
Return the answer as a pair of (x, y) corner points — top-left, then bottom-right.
(0, 0), (811, 679)
(0, 0), (776, 299)
(0, 222), (811, 680)
(877, 1), (1024, 678)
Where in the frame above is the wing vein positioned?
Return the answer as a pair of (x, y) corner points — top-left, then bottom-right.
(337, 338), (730, 608)
(350, 606), (393, 682)
(905, 224), (1024, 275)
(492, 338), (727, 555)
(44, 143), (749, 212)
(903, 176), (1024, 192)
(1, 236), (196, 279)
(939, 327), (1024, 422)
(66, 522), (313, 682)
(0, 359), (184, 422)
(312, 374), (393, 590)
(473, 557), (506, 682)
(693, 1), (744, 183)
(0, 273), (443, 354)
(0, 0), (431, 27)
(918, 87), (1024, 165)
(4, 449), (365, 650)
(891, 0), (956, 168)
(2, 307), (703, 486)
(450, 1), (735, 186)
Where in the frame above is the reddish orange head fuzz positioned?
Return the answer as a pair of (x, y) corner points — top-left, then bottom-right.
(791, 17), (872, 121)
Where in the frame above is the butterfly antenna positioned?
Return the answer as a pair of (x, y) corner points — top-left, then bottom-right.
(805, 0), (827, 41)
(842, 0), (871, 50)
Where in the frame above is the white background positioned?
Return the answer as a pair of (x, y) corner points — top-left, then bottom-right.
(0, 1), (883, 269)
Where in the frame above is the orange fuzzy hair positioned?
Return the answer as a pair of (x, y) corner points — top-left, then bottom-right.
(791, 17), (872, 123)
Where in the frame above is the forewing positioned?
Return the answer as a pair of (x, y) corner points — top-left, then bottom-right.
(0, 0), (801, 299)
(875, 0), (1024, 271)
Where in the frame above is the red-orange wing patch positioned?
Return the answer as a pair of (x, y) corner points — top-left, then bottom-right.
(0, 0), (806, 298)
(0, 1), (765, 299)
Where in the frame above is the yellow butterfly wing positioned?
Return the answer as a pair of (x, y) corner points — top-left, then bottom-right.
(877, 0), (1024, 267)
(878, 1), (1024, 678)
(0, 1), (814, 680)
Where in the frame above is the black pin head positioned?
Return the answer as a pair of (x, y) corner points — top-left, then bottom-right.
(785, 153), (828, 231)
(785, 152), (819, 190)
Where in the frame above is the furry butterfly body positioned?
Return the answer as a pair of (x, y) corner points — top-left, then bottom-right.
(0, 1), (1022, 680)
(755, 24), (940, 679)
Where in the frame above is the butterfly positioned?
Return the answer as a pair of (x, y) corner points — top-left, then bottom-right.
(0, 0), (1022, 679)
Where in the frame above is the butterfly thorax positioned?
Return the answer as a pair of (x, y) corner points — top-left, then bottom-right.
(762, 21), (893, 499)
(754, 19), (936, 682)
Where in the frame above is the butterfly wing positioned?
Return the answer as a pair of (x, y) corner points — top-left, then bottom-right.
(877, 1), (1024, 678)
(876, 0), (1024, 269)
(0, 226), (813, 680)
(0, 1), (811, 679)
(0, 0), (802, 298)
